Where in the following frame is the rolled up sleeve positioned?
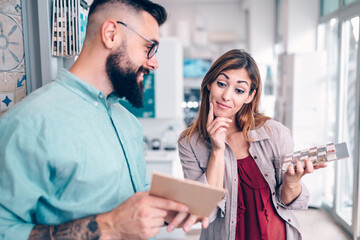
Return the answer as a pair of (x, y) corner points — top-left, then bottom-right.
(0, 207), (34, 240)
(0, 120), (48, 240)
(277, 182), (310, 209)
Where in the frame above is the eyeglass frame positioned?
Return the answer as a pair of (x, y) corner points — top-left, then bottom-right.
(116, 21), (158, 59)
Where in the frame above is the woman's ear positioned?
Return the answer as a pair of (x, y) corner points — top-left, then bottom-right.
(207, 83), (211, 92)
(245, 90), (256, 104)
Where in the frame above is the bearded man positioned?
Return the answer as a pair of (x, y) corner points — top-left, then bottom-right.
(0, 0), (208, 239)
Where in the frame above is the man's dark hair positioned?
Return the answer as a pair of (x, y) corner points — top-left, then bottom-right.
(88, 0), (167, 26)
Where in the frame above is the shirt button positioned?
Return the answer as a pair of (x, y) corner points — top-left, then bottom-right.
(94, 102), (99, 106)
(272, 192), (275, 195)
(264, 174), (268, 177)
(288, 219), (291, 222)
(277, 206), (279, 209)
(254, 156), (258, 159)
(99, 94), (103, 99)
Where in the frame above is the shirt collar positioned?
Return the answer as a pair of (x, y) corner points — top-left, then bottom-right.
(248, 124), (271, 142)
(55, 68), (107, 105)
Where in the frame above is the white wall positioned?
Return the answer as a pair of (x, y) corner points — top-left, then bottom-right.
(139, 38), (185, 147)
(276, 0), (325, 207)
(155, 38), (184, 119)
(281, 0), (319, 53)
(154, 0), (246, 59)
(156, 1), (244, 36)
(154, 0), (277, 89)
(243, 0), (275, 65)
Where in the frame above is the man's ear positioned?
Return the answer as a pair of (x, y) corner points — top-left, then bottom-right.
(101, 20), (119, 49)
(245, 90), (256, 104)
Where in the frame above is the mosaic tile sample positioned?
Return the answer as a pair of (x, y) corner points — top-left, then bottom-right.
(0, 0), (26, 116)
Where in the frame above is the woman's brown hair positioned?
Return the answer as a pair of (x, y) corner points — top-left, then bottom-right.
(179, 49), (270, 143)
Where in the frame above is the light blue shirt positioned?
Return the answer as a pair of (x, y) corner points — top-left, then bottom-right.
(0, 69), (149, 239)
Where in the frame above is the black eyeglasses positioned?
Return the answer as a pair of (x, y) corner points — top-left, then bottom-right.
(117, 21), (158, 59)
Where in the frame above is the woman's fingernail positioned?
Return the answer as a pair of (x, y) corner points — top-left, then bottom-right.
(184, 224), (190, 232)
(181, 206), (188, 212)
(167, 224), (175, 232)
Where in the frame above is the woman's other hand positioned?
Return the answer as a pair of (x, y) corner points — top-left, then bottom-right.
(281, 160), (327, 204)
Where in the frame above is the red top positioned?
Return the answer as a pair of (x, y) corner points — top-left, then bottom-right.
(235, 155), (286, 240)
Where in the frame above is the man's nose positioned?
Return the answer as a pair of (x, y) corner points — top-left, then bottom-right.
(146, 55), (159, 70)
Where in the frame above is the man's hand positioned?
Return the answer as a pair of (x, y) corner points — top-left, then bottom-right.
(97, 191), (190, 240)
(164, 211), (209, 233)
(29, 191), (204, 240)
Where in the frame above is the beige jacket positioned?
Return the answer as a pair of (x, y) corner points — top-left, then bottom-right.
(178, 119), (309, 240)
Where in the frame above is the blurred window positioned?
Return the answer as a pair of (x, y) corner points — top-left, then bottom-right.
(337, 15), (359, 225)
(317, 18), (339, 208)
(321, 0), (340, 16)
(343, 0), (360, 6)
(319, 0), (360, 237)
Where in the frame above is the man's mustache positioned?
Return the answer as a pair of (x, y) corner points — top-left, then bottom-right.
(139, 67), (150, 76)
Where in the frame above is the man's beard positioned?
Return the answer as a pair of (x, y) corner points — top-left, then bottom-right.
(106, 45), (149, 108)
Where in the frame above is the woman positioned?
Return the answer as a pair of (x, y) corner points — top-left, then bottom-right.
(178, 49), (325, 240)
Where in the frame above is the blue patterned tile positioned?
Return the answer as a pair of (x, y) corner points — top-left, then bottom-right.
(0, 72), (4, 84)
(14, 83), (26, 103)
(0, 0), (22, 16)
(0, 12), (24, 72)
(0, 0), (25, 115)
(0, 91), (14, 111)
(0, 72), (23, 91)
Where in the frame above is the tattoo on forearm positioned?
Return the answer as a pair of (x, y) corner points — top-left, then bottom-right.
(28, 215), (100, 240)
